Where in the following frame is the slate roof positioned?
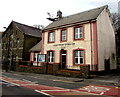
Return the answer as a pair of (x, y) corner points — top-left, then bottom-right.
(45, 5), (108, 30)
(12, 21), (42, 38)
(2, 21), (41, 38)
(29, 41), (42, 52)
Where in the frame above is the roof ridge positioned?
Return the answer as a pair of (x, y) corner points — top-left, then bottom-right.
(45, 5), (108, 30)
(64, 5), (108, 18)
(12, 21), (41, 38)
(12, 21), (41, 31)
(54, 5), (108, 21)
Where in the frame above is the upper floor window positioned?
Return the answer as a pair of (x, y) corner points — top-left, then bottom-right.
(74, 50), (84, 65)
(6, 34), (7, 37)
(47, 51), (54, 63)
(48, 32), (55, 43)
(16, 30), (17, 35)
(74, 26), (83, 40)
(10, 34), (14, 39)
(16, 38), (19, 48)
(61, 29), (67, 41)
(6, 43), (8, 49)
(10, 41), (13, 48)
(2, 42), (5, 49)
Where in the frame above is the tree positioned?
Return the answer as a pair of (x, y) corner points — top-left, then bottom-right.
(33, 25), (45, 29)
(111, 13), (120, 57)
(111, 13), (119, 31)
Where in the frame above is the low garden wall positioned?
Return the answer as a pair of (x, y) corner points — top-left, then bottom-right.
(80, 64), (90, 78)
(57, 69), (82, 78)
(15, 61), (90, 78)
(16, 65), (44, 74)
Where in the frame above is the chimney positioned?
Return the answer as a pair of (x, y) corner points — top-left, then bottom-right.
(57, 10), (62, 18)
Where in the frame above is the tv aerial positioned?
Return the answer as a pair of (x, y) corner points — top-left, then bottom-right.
(47, 10), (62, 21)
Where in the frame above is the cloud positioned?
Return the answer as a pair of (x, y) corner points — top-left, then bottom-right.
(85, 0), (119, 13)
(0, 0), (119, 31)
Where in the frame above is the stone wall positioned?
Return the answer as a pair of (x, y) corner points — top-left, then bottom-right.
(80, 65), (90, 78)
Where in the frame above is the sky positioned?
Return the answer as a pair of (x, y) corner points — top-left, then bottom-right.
(0, 0), (119, 31)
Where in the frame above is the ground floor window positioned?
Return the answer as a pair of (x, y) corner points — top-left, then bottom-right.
(47, 51), (54, 63)
(34, 52), (38, 62)
(74, 50), (84, 65)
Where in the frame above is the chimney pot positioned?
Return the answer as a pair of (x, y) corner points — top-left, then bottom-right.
(57, 10), (62, 18)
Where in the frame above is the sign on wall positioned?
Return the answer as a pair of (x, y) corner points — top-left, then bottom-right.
(53, 43), (75, 47)
(38, 54), (46, 62)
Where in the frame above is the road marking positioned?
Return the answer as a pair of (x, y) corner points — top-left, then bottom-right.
(22, 79), (34, 83)
(35, 90), (53, 97)
(41, 90), (70, 92)
(22, 79), (39, 84)
(54, 86), (70, 90)
(1, 79), (20, 86)
(0, 81), (8, 85)
(53, 79), (75, 83)
(72, 90), (99, 95)
(20, 84), (38, 86)
(76, 85), (111, 95)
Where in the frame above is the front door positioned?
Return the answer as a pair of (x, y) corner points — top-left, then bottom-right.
(104, 59), (110, 72)
(61, 50), (66, 69)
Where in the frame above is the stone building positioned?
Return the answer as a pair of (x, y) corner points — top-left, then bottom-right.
(2, 21), (42, 69)
(0, 32), (3, 66)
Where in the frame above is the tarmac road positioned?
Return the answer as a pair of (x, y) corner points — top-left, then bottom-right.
(1, 71), (119, 97)
(2, 72), (88, 89)
(1, 80), (49, 97)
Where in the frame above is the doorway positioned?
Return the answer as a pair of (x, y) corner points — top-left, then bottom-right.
(60, 50), (66, 69)
(104, 59), (110, 72)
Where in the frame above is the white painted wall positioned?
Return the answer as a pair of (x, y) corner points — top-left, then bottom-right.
(43, 23), (92, 70)
(97, 8), (117, 71)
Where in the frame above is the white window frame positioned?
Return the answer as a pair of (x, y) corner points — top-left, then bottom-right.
(61, 30), (66, 41)
(49, 32), (54, 42)
(75, 27), (83, 39)
(74, 50), (84, 65)
(48, 51), (54, 62)
(34, 52), (38, 62)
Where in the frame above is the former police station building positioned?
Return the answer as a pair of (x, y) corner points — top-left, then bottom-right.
(42, 5), (117, 72)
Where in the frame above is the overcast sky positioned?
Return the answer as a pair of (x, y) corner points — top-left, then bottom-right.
(0, 0), (119, 31)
